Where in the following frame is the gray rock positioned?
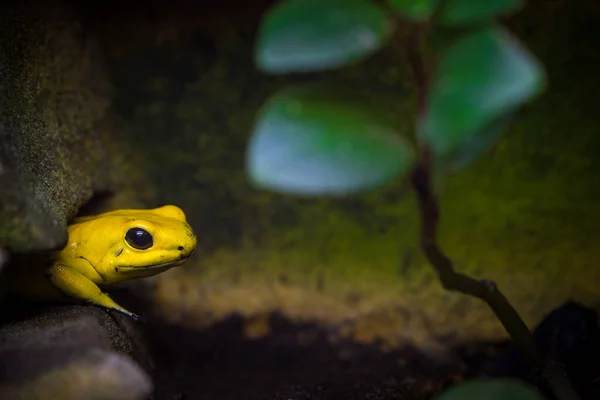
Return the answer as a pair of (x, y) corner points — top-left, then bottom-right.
(0, 1), (160, 399)
(0, 0), (155, 253)
(0, 304), (153, 400)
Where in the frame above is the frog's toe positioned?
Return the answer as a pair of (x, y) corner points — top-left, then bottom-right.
(107, 306), (142, 322)
(129, 312), (141, 321)
(128, 311), (147, 323)
(121, 309), (141, 321)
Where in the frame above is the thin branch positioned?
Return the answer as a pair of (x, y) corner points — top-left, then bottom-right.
(410, 149), (544, 364)
(405, 24), (581, 400)
(406, 24), (428, 118)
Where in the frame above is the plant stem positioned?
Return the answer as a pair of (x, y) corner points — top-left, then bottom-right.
(405, 24), (581, 400)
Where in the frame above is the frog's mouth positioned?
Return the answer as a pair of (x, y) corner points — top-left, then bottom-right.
(127, 255), (192, 270)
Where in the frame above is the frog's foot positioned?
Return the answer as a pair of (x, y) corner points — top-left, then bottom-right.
(46, 264), (140, 321)
(111, 307), (141, 321)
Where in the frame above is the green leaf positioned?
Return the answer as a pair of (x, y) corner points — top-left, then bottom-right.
(419, 25), (545, 168)
(445, 113), (512, 171)
(387, 0), (440, 20)
(255, 0), (395, 74)
(434, 379), (546, 400)
(246, 85), (415, 196)
(440, 0), (524, 26)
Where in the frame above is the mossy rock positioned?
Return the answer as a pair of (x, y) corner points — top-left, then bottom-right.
(0, 0), (155, 254)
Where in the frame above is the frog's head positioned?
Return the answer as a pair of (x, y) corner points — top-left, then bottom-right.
(69, 205), (197, 282)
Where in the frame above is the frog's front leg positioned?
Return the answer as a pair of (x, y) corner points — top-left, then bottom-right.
(45, 264), (139, 320)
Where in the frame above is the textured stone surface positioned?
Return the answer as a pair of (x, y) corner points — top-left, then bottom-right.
(0, 0), (154, 253)
(0, 2), (158, 399)
(0, 304), (153, 400)
(0, 349), (151, 400)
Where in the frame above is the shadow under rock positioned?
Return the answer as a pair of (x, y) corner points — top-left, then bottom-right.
(119, 288), (600, 400)
(144, 314), (463, 400)
(112, 291), (506, 400)
(5, 287), (599, 400)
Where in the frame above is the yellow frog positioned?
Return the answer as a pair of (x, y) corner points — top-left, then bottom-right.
(4, 205), (197, 320)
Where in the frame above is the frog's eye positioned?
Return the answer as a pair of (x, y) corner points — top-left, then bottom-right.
(125, 228), (154, 250)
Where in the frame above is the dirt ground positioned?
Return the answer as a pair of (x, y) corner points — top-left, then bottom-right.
(143, 310), (508, 400)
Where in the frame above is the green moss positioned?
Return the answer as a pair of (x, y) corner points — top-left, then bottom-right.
(100, 0), (600, 340)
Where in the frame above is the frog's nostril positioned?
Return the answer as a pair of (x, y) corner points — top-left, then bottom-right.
(178, 246), (184, 251)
